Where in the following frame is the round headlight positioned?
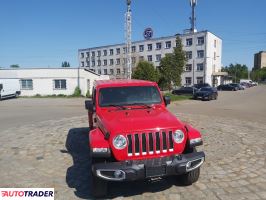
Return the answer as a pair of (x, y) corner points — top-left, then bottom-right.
(113, 135), (127, 150)
(173, 130), (185, 143)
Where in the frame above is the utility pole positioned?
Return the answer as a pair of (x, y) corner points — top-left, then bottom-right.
(190, 0), (197, 33)
(125, 0), (132, 79)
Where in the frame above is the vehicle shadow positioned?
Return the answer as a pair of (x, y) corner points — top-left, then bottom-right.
(65, 128), (180, 199)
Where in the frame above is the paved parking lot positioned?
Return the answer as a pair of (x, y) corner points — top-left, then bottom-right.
(0, 86), (266, 199)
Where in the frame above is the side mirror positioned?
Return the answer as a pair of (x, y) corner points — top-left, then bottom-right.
(85, 100), (95, 112)
(164, 96), (171, 106)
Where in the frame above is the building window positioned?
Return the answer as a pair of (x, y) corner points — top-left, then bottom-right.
(81, 61), (84, 67)
(156, 42), (161, 50)
(81, 52), (84, 58)
(185, 64), (192, 72)
(86, 61), (90, 67)
(116, 48), (120, 55)
(54, 79), (66, 90)
(91, 61), (95, 67)
(98, 70), (101, 74)
(139, 56), (144, 61)
(86, 52), (90, 57)
(186, 51), (192, 59)
(214, 52), (216, 60)
(123, 58), (126, 64)
(197, 50), (204, 58)
(116, 68), (121, 74)
(197, 77), (204, 84)
(156, 54), (161, 62)
(139, 45), (144, 52)
(103, 50), (107, 56)
(109, 49), (113, 55)
(123, 47), (127, 54)
(186, 38), (193, 46)
(185, 77), (192, 86)
(147, 44), (152, 51)
(197, 63), (204, 71)
(147, 55), (152, 62)
(132, 57), (136, 64)
(97, 50), (101, 57)
(197, 37), (204, 45)
(132, 46), (136, 53)
(214, 40), (217, 48)
(103, 59), (107, 66)
(165, 41), (171, 49)
(20, 79), (33, 90)
(116, 58), (120, 65)
(110, 59), (114, 65)
(97, 60), (101, 66)
(91, 51), (95, 57)
(104, 69), (107, 75)
(110, 69), (114, 75)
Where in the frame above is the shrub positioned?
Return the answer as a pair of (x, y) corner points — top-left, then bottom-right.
(73, 87), (82, 97)
(86, 90), (91, 98)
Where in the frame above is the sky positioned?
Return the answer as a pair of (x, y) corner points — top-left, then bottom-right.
(0, 0), (266, 69)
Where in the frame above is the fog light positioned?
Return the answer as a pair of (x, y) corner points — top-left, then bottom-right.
(186, 162), (191, 168)
(114, 170), (123, 178)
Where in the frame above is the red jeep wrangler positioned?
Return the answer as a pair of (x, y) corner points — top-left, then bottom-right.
(85, 79), (205, 197)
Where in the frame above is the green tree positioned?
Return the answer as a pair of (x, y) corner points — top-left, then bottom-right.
(10, 64), (19, 68)
(159, 36), (186, 90)
(251, 68), (266, 82)
(221, 63), (248, 83)
(132, 61), (159, 82)
(62, 61), (70, 67)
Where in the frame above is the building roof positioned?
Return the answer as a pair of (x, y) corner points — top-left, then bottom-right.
(94, 79), (157, 88)
(78, 30), (222, 52)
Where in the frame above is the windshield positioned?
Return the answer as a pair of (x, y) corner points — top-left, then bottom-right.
(99, 86), (162, 107)
(199, 87), (212, 91)
(0, 84), (2, 91)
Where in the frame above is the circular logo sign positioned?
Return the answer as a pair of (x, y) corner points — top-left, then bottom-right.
(143, 28), (153, 40)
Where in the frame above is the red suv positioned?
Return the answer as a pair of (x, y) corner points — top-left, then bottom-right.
(85, 79), (205, 197)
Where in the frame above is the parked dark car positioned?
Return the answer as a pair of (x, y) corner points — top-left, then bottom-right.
(229, 83), (245, 90)
(193, 87), (218, 101)
(172, 86), (198, 95)
(217, 84), (238, 91)
(193, 83), (211, 89)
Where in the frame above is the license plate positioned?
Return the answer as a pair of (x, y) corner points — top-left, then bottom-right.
(146, 165), (166, 178)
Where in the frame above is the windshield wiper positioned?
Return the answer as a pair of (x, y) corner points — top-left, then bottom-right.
(105, 104), (127, 110)
(127, 103), (153, 109)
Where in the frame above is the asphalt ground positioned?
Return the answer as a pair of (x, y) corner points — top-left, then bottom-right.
(1, 85), (265, 130)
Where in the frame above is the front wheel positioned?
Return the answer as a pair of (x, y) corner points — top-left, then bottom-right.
(90, 158), (108, 197)
(90, 174), (107, 198)
(178, 167), (200, 186)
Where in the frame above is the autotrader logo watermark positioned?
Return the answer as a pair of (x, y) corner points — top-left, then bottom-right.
(0, 188), (54, 199)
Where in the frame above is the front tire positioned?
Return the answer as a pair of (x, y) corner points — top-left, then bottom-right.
(91, 173), (107, 198)
(179, 167), (200, 186)
(90, 158), (108, 198)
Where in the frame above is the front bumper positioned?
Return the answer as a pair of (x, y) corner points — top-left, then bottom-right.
(92, 151), (205, 181)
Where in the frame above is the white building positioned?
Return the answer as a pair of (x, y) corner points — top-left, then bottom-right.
(0, 68), (109, 96)
(78, 30), (224, 86)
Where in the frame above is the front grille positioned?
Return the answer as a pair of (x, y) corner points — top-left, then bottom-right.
(127, 131), (174, 157)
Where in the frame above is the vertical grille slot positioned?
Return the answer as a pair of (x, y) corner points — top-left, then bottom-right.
(148, 133), (154, 153)
(134, 134), (140, 155)
(169, 131), (174, 151)
(162, 132), (167, 151)
(142, 133), (147, 154)
(155, 132), (160, 153)
(127, 135), (132, 156)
